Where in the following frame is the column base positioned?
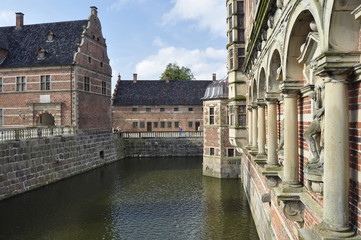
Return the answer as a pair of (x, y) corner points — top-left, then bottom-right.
(282, 182), (303, 193)
(255, 153), (267, 164)
(246, 145), (253, 150)
(249, 147), (258, 155)
(264, 164), (281, 171)
(299, 222), (359, 240)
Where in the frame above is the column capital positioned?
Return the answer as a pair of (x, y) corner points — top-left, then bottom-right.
(256, 99), (266, 107)
(282, 89), (299, 98)
(247, 105), (253, 111)
(265, 92), (280, 103)
(251, 102), (258, 108)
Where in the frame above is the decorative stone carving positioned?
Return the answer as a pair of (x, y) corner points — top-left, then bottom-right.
(267, 16), (274, 29)
(282, 201), (305, 223)
(266, 176), (279, 187)
(276, 0), (283, 9)
(261, 193), (271, 203)
(305, 84), (325, 175)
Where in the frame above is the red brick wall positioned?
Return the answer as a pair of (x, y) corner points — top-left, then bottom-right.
(113, 105), (203, 132)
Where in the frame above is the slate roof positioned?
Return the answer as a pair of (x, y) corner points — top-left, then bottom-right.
(0, 20), (88, 68)
(113, 80), (213, 106)
(202, 77), (228, 100)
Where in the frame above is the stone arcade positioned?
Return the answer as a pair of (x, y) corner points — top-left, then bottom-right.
(203, 0), (361, 239)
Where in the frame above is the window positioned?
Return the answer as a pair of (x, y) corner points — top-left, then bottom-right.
(154, 122), (158, 128)
(210, 148), (215, 156)
(37, 48), (46, 60)
(188, 121), (193, 128)
(16, 77), (26, 92)
(228, 3), (232, 16)
(132, 108), (137, 112)
(0, 109), (2, 125)
(160, 121), (165, 128)
(229, 106), (235, 126)
(46, 31), (54, 42)
(209, 107), (215, 125)
(174, 107), (179, 112)
(238, 105), (247, 126)
(132, 122), (138, 128)
(102, 81), (106, 95)
(146, 108), (151, 112)
(167, 122), (172, 128)
(228, 148), (235, 157)
(237, 1), (244, 13)
(160, 108), (165, 112)
(84, 77), (90, 91)
(140, 122), (145, 128)
(100, 62), (103, 68)
(238, 30), (245, 43)
(41, 75), (51, 90)
(238, 15), (244, 28)
(188, 107), (193, 112)
(88, 57), (92, 63)
(0, 78), (2, 92)
(174, 122), (179, 128)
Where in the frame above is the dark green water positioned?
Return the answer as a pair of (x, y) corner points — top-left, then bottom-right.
(0, 157), (259, 240)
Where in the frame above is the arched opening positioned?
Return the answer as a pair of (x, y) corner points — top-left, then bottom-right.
(328, 0), (360, 51)
(268, 50), (282, 92)
(286, 10), (314, 83)
(258, 68), (266, 100)
(37, 113), (55, 126)
(252, 79), (257, 102)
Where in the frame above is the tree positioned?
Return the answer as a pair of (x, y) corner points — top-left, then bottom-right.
(160, 62), (195, 81)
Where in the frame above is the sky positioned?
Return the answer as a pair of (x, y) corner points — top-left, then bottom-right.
(0, 0), (227, 90)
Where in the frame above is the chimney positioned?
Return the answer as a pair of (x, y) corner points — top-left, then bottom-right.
(212, 73), (217, 82)
(118, 74), (121, 81)
(16, 12), (24, 28)
(133, 73), (137, 83)
(165, 75), (170, 83)
(90, 6), (98, 16)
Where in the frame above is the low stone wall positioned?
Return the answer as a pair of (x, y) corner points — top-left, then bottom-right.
(0, 130), (123, 201)
(122, 137), (203, 157)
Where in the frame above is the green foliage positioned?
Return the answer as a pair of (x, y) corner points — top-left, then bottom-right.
(160, 62), (195, 81)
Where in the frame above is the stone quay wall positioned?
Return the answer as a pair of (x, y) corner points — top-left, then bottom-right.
(122, 137), (203, 157)
(0, 130), (124, 201)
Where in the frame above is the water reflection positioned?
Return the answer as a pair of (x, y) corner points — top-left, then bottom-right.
(0, 157), (258, 240)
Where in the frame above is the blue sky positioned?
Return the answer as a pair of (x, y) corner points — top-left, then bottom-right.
(0, 0), (227, 89)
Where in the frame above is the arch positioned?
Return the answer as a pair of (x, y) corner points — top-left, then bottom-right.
(285, 10), (315, 83)
(258, 68), (266, 100)
(324, 0), (360, 52)
(252, 79), (257, 102)
(268, 49), (282, 92)
(283, 2), (324, 82)
(37, 112), (55, 126)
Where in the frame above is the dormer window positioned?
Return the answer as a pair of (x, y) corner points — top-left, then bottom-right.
(46, 31), (54, 42)
(37, 48), (46, 60)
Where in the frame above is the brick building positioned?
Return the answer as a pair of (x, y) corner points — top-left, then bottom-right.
(223, 0), (361, 239)
(112, 74), (212, 132)
(0, 7), (112, 130)
(202, 77), (242, 178)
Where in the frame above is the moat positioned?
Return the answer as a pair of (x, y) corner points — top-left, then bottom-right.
(0, 157), (259, 240)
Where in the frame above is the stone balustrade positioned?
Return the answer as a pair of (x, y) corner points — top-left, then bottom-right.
(116, 131), (203, 139)
(0, 126), (76, 142)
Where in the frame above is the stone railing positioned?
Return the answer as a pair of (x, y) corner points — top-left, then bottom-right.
(116, 131), (203, 139)
(0, 126), (76, 141)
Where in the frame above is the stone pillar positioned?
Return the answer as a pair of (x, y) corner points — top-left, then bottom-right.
(251, 104), (258, 153)
(282, 91), (301, 189)
(247, 105), (253, 147)
(266, 99), (279, 168)
(321, 78), (354, 237)
(256, 102), (267, 161)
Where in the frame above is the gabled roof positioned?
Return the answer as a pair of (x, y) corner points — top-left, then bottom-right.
(112, 80), (213, 106)
(0, 20), (87, 68)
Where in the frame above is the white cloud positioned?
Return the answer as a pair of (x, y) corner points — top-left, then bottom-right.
(0, 11), (14, 27)
(162, 0), (226, 38)
(135, 46), (227, 80)
(152, 37), (167, 47)
(110, 0), (146, 11)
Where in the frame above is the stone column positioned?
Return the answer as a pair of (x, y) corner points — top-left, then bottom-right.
(251, 103), (258, 153)
(282, 91), (301, 189)
(265, 99), (279, 168)
(247, 105), (253, 147)
(321, 78), (354, 237)
(256, 102), (267, 161)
